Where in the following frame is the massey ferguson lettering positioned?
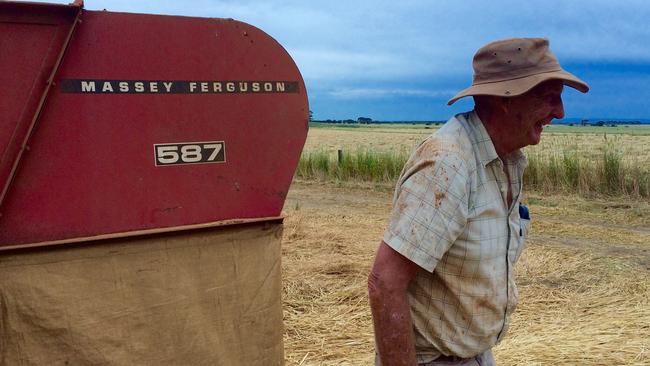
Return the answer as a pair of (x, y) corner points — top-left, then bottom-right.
(60, 80), (299, 94)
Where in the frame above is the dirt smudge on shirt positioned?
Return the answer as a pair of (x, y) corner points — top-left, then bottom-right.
(435, 191), (446, 208)
(414, 137), (444, 159)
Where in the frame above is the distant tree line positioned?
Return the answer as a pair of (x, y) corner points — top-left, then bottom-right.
(310, 115), (445, 125)
(568, 119), (645, 127)
(314, 119), (358, 124)
(309, 111), (646, 126)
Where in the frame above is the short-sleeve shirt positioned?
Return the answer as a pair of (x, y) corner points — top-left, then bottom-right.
(383, 111), (530, 363)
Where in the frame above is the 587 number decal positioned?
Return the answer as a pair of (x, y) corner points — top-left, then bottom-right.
(154, 141), (225, 166)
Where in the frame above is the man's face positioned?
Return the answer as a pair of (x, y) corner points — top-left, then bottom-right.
(507, 80), (565, 147)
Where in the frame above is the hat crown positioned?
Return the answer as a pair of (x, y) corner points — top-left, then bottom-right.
(472, 38), (561, 84)
(446, 37), (588, 105)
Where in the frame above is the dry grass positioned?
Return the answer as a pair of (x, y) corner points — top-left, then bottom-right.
(302, 125), (650, 198)
(302, 127), (432, 155)
(282, 182), (384, 365)
(531, 132), (650, 164)
(281, 181), (650, 365)
(500, 244), (649, 365)
(285, 125), (650, 365)
(304, 125), (650, 165)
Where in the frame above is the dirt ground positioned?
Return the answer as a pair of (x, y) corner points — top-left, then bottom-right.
(281, 180), (650, 365)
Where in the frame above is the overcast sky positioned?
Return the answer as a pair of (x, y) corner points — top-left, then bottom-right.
(26, 0), (650, 120)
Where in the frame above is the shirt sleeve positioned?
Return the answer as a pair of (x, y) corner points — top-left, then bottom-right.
(383, 147), (469, 272)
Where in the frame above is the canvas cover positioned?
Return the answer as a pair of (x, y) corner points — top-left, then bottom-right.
(0, 222), (284, 365)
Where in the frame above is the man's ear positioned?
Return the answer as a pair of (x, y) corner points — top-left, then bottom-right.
(499, 97), (512, 114)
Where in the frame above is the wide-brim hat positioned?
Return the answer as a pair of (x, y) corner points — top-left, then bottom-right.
(447, 38), (589, 105)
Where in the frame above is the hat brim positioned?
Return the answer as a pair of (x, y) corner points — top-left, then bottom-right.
(447, 69), (589, 106)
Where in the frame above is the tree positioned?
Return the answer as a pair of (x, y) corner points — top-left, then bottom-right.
(357, 117), (372, 124)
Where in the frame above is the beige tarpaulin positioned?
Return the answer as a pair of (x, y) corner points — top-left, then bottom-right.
(0, 222), (284, 365)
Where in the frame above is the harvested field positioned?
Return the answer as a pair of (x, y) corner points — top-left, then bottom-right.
(285, 124), (650, 365)
(303, 125), (432, 156)
(301, 124), (650, 199)
(281, 180), (650, 365)
(304, 124), (650, 164)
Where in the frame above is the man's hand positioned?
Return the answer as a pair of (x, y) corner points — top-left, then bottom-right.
(368, 241), (420, 366)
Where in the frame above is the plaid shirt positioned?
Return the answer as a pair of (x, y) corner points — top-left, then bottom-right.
(383, 111), (530, 362)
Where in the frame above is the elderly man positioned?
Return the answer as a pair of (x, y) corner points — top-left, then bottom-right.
(368, 38), (589, 365)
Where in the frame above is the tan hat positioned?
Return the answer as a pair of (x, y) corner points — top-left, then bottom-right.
(447, 38), (589, 105)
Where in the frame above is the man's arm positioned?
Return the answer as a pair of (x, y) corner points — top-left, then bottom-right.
(368, 241), (420, 366)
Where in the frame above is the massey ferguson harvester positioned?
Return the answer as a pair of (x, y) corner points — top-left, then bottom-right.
(0, 1), (307, 364)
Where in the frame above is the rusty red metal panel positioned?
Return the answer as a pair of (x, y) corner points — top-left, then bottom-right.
(0, 4), (308, 249)
(0, 1), (81, 211)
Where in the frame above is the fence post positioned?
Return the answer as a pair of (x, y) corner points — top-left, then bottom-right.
(337, 149), (343, 164)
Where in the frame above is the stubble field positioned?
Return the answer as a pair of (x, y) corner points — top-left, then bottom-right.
(302, 124), (650, 164)
(281, 124), (650, 365)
